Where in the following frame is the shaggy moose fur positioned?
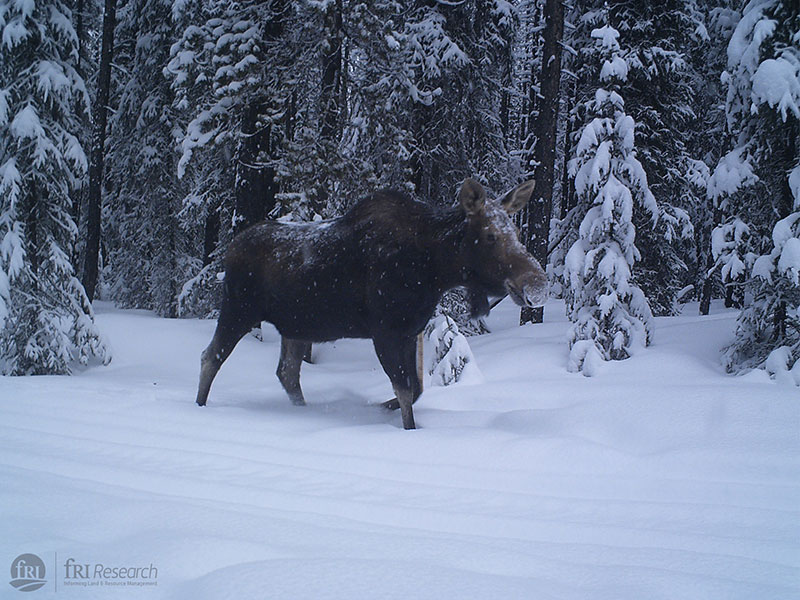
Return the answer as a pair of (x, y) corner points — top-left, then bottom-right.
(196, 178), (547, 429)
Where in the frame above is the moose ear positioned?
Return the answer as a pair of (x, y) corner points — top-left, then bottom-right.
(459, 178), (487, 216)
(500, 180), (535, 215)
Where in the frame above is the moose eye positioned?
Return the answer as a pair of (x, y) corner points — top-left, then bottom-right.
(486, 233), (497, 244)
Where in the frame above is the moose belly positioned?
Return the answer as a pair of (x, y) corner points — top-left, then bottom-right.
(265, 284), (371, 342)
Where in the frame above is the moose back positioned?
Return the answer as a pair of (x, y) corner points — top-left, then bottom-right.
(196, 178), (547, 429)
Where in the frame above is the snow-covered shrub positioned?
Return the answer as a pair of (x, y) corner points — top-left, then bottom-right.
(563, 24), (656, 375)
(764, 346), (800, 386)
(0, 0), (110, 374)
(425, 315), (481, 387)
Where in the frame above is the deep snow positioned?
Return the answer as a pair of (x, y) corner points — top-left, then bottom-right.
(1, 299), (798, 599)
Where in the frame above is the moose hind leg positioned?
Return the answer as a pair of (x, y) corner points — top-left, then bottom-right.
(277, 337), (308, 406)
(373, 335), (422, 430)
(196, 313), (253, 407)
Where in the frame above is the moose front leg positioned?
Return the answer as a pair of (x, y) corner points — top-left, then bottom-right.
(373, 335), (422, 429)
(382, 333), (424, 411)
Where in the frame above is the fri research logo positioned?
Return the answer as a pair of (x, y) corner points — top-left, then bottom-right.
(9, 554), (47, 592)
(9, 553), (158, 592)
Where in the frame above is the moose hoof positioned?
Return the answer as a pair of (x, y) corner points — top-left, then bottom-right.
(382, 397), (400, 411)
(196, 398), (207, 407)
(290, 397), (307, 407)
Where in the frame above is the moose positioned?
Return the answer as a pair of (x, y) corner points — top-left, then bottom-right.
(196, 178), (547, 429)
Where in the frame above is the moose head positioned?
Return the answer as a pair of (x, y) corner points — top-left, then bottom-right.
(457, 178), (548, 309)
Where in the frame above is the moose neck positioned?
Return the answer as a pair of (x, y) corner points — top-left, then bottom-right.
(428, 208), (472, 294)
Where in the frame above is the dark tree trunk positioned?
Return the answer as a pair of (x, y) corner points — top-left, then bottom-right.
(412, 104), (434, 200)
(518, 84), (528, 150)
(500, 89), (510, 140)
(285, 90), (296, 141)
(560, 78), (576, 219)
(699, 250), (714, 315)
(231, 2), (288, 233)
(315, 0), (343, 211)
(81, 0), (117, 302)
(521, 0), (564, 325)
(340, 35), (349, 127)
(724, 285), (733, 309)
(724, 283), (742, 309)
(320, 0), (343, 143)
(233, 101), (275, 234)
(699, 204), (722, 315)
(76, 0), (85, 70)
(202, 208), (219, 267)
(166, 215), (178, 318)
(774, 301), (787, 341)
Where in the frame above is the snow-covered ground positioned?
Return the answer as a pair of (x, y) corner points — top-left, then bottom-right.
(1, 299), (798, 599)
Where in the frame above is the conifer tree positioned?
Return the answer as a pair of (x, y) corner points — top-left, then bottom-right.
(720, 0), (800, 380)
(354, 0), (516, 204)
(167, 0), (290, 315)
(104, 0), (192, 317)
(560, 1), (699, 316)
(425, 314), (481, 386)
(563, 23), (656, 375)
(80, 0), (116, 302)
(690, 2), (739, 314)
(0, 0), (109, 373)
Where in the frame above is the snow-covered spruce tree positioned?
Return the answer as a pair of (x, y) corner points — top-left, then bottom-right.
(563, 23), (656, 375)
(726, 203), (800, 382)
(0, 0), (109, 374)
(568, 1), (699, 315)
(425, 314), (482, 386)
(168, 1), (384, 315)
(274, 0), (381, 219)
(342, 1), (415, 194)
(720, 0), (800, 379)
(358, 0), (516, 205)
(104, 0), (193, 317)
(690, 2), (740, 313)
(620, 1), (701, 315)
(702, 7), (765, 311)
(706, 150), (757, 309)
(166, 0), (292, 316)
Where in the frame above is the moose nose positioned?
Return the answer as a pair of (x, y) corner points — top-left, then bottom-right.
(505, 272), (548, 308)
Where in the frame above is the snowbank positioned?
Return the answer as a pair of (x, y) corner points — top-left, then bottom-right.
(0, 299), (798, 599)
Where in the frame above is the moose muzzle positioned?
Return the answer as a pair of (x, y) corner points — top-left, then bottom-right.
(505, 265), (548, 309)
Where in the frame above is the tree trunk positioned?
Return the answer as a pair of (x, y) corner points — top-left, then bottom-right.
(76, 0), (85, 70)
(316, 0), (343, 212)
(320, 0), (342, 143)
(520, 0), (564, 325)
(560, 77), (576, 219)
(699, 250), (714, 315)
(774, 301), (787, 341)
(233, 101), (275, 234)
(202, 208), (219, 267)
(81, 0), (117, 302)
(724, 283), (741, 309)
(231, 2), (288, 232)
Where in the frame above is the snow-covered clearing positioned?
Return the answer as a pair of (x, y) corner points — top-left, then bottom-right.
(1, 299), (798, 599)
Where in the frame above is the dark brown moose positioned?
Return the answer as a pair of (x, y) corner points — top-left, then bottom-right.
(196, 178), (547, 429)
